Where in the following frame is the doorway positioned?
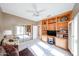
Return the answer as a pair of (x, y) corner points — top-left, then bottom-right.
(68, 13), (78, 56)
(33, 25), (38, 40)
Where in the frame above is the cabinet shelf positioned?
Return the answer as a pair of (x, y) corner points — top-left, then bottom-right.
(57, 21), (68, 23)
(48, 22), (56, 24)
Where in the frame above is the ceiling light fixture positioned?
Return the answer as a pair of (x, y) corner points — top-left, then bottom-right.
(26, 4), (46, 17)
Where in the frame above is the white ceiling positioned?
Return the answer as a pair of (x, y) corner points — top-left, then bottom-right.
(0, 3), (75, 21)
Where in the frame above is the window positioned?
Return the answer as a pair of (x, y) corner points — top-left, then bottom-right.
(16, 26), (25, 35)
(16, 25), (32, 40)
(16, 26), (26, 39)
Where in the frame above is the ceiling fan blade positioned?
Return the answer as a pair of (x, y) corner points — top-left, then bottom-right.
(26, 10), (34, 13)
(32, 12), (40, 16)
(27, 4), (45, 17)
(38, 9), (46, 13)
(32, 4), (38, 12)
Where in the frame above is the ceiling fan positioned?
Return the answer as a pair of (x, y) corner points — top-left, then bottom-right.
(26, 4), (46, 17)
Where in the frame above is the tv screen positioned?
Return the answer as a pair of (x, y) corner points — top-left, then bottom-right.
(47, 31), (56, 36)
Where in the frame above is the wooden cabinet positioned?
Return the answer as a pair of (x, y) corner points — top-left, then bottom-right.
(55, 37), (68, 49)
(42, 35), (47, 42)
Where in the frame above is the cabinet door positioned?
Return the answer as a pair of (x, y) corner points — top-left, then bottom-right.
(55, 38), (67, 49)
(42, 35), (47, 42)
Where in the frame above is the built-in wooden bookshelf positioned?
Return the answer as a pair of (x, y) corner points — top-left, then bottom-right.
(41, 10), (72, 35)
(47, 17), (56, 31)
(40, 10), (72, 49)
(42, 19), (47, 35)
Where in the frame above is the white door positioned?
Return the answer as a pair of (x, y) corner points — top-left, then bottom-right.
(33, 25), (38, 39)
(68, 14), (78, 56)
(68, 21), (74, 55)
(73, 14), (78, 56)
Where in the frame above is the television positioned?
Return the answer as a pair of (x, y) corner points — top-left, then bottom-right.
(47, 30), (56, 36)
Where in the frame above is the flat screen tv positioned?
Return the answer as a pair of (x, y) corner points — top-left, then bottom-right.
(47, 31), (56, 36)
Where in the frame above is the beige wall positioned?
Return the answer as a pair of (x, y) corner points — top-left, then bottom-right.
(1, 12), (36, 35)
(0, 8), (3, 34)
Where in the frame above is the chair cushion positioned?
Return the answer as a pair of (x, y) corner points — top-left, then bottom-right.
(3, 45), (19, 56)
(0, 46), (6, 56)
